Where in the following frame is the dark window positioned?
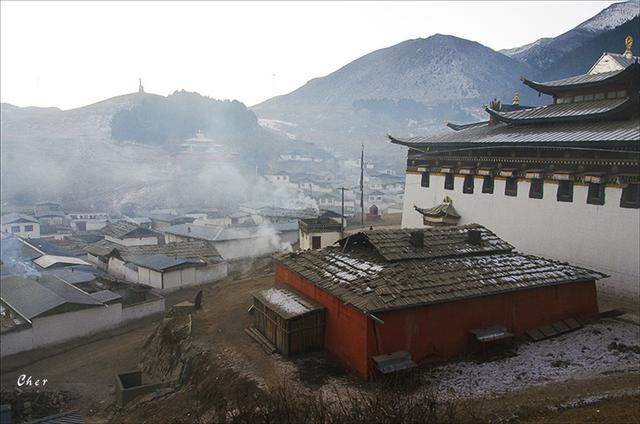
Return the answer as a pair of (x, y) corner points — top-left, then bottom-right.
(11, 225), (20, 233)
(620, 184), (640, 209)
(311, 236), (321, 249)
(24, 225), (34, 232)
(529, 179), (544, 199)
(463, 175), (474, 194)
(444, 173), (454, 190)
(587, 183), (605, 205)
(505, 177), (518, 197)
(482, 176), (494, 194)
(557, 180), (573, 202)
(421, 172), (430, 188)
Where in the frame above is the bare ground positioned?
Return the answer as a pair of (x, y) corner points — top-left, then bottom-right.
(2, 268), (639, 423)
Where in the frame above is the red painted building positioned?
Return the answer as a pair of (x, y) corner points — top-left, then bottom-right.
(275, 224), (604, 379)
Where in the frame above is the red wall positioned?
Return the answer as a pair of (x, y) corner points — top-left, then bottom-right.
(275, 261), (599, 380)
(275, 262), (371, 379)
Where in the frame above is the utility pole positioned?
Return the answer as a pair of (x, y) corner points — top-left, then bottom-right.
(360, 144), (365, 227)
(339, 187), (348, 238)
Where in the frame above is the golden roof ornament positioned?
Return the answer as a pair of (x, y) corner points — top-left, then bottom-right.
(624, 35), (633, 58)
(512, 92), (520, 106)
(443, 196), (452, 204)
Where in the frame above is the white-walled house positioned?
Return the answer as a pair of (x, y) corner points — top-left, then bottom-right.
(69, 212), (109, 232)
(1, 213), (40, 238)
(86, 239), (228, 291)
(0, 275), (165, 357)
(101, 221), (159, 246)
(298, 218), (342, 250)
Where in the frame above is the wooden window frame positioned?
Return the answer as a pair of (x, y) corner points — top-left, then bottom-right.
(311, 235), (321, 249)
(444, 173), (454, 190)
(463, 175), (474, 194)
(529, 178), (544, 199)
(587, 183), (605, 205)
(620, 184), (640, 209)
(505, 177), (518, 197)
(556, 180), (574, 203)
(482, 176), (494, 194)
(421, 172), (430, 188)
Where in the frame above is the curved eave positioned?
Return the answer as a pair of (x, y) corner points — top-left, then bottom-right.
(446, 121), (489, 131)
(484, 98), (635, 125)
(521, 63), (640, 95)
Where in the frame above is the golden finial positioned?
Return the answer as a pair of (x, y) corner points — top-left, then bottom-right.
(513, 92), (520, 106)
(624, 35), (633, 57)
(443, 196), (452, 204)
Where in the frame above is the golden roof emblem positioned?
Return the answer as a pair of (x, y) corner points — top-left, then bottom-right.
(624, 35), (633, 57)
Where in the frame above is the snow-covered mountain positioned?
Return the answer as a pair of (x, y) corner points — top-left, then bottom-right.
(501, 0), (639, 70)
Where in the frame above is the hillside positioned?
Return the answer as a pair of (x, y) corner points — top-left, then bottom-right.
(253, 34), (538, 157)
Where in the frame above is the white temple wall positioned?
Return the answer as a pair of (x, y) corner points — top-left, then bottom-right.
(402, 172), (640, 302)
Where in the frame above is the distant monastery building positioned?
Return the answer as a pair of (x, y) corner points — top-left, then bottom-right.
(390, 38), (640, 304)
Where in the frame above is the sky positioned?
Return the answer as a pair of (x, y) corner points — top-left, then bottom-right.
(1, 1), (618, 110)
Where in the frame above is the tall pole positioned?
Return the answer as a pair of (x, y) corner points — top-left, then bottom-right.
(340, 187), (345, 239)
(360, 144), (364, 227)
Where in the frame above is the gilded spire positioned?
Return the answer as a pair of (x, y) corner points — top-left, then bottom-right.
(512, 92), (520, 106)
(624, 35), (633, 58)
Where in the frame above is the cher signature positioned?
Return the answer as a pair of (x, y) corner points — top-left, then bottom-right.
(17, 374), (48, 387)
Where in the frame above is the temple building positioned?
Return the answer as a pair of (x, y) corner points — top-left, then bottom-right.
(389, 38), (639, 304)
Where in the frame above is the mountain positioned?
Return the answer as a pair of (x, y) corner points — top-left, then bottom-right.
(253, 1), (639, 160)
(253, 34), (537, 157)
(501, 0), (639, 72)
(0, 91), (322, 210)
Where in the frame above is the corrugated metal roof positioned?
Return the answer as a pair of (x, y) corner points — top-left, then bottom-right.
(23, 410), (83, 424)
(128, 254), (203, 272)
(44, 268), (97, 285)
(388, 118), (640, 147)
(90, 289), (123, 304)
(38, 277), (104, 307)
(1, 276), (67, 319)
(526, 69), (622, 87)
(488, 98), (631, 123)
(33, 255), (91, 269)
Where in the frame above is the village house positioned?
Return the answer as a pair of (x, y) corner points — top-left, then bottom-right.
(147, 213), (195, 231)
(298, 218), (343, 250)
(69, 212), (109, 232)
(33, 201), (66, 226)
(1, 213), (40, 239)
(272, 224), (605, 379)
(163, 222), (298, 260)
(0, 274), (165, 357)
(85, 239), (228, 291)
(390, 41), (640, 303)
(101, 221), (159, 246)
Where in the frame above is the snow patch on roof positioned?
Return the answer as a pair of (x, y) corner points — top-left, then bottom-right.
(262, 288), (310, 315)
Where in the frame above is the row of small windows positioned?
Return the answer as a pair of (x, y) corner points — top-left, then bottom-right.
(555, 90), (627, 104)
(10, 225), (34, 233)
(420, 172), (639, 208)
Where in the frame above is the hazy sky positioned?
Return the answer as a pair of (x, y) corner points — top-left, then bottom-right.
(1, 1), (618, 110)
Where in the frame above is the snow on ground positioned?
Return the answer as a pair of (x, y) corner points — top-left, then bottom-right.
(422, 318), (640, 399)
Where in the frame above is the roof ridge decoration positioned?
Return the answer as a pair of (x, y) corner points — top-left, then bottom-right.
(625, 35), (633, 58)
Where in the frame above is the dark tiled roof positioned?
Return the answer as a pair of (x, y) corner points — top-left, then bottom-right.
(101, 221), (156, 239)
(23, 409), (83, 424)
(299, 218), (342, 233)
(341, 224), (512, 262)
(90, 290), (122, 304)
(388, 118), (640, 148)
(86, 239), (223, 262)
(414, 203), (460, 218)
(277, 245), (606, 314)
(486, 98), (634, 124)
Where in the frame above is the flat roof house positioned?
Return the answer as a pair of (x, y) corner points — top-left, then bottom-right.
(274, 224), (605, 379)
